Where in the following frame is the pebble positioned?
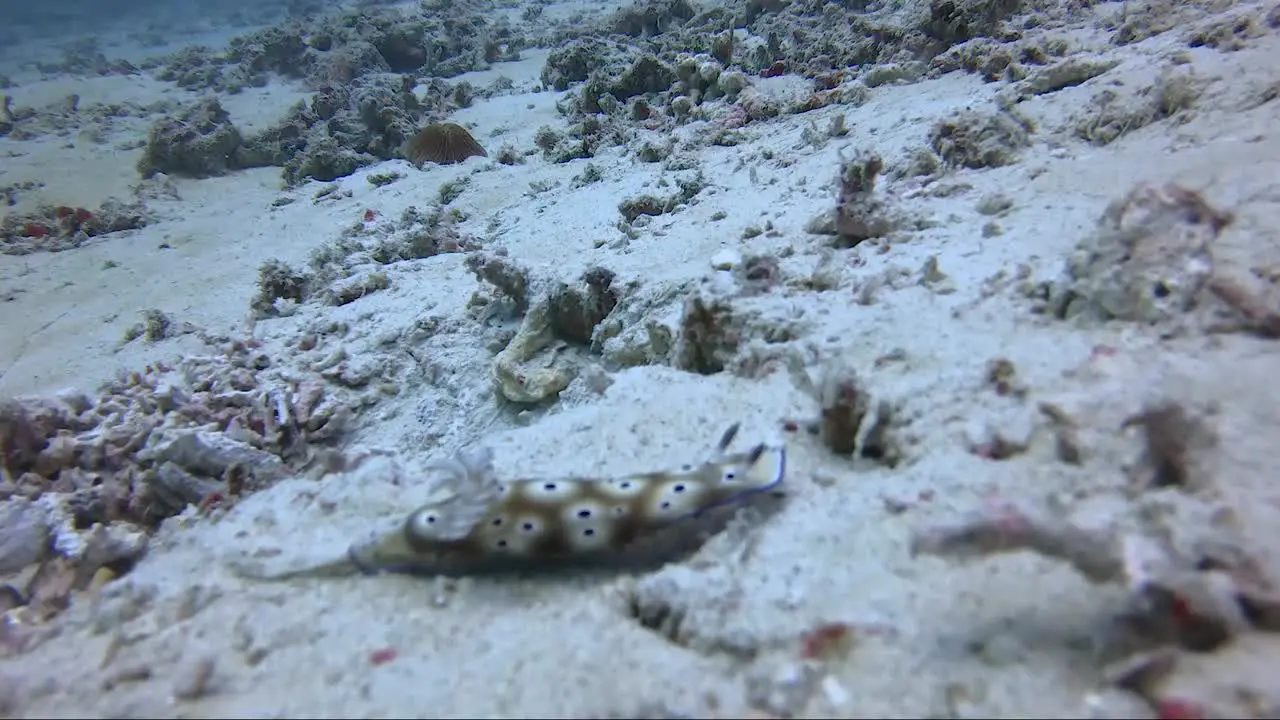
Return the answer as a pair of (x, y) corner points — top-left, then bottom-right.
(810, 470), (838, 487)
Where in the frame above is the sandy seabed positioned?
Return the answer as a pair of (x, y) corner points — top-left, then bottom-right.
(2, 0), (1280, 717)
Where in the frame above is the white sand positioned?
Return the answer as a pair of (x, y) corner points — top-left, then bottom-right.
(2, 0), (1280, 717)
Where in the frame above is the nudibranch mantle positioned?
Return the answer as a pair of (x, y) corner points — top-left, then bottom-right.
(348, 423), (786, 576)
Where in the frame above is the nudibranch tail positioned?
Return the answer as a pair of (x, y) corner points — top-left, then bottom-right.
(347, 424), (787, 577)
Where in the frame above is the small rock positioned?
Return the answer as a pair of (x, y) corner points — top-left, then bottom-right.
(0, 499), (49, 573)
(810, 470), (838, 487)
(579, 365), (614, 395)
(151, 382), (188, 412)
(140, 429), (283, 477)
(327, 355), (379, 388)
(79, 523), (148, 569)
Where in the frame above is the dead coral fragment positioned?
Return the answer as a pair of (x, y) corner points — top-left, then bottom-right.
(547, 267), (619, 345)
(1107, 634), (1280, 719)
(142, 309), (172, 342)
(910, 499), (1125, 583)
(137, 97), (246, 179)
(816, 361), (870, 456)
(675, 295), (741, 375)
(251, 259), (310, 317)
(1014, 57), (1121, 99)
(618, 177), (706, 224)
(1208, 275), (1280, 339)
(0, 199), (150, 256)
(466, 252), (531, 315)
(327, 270), (390, 306)
(404, 122), (487, 167)
(923, 0), (1026, 45)
(834, 150), (894, 247)
(370, 205), (478, 265)
(1075, 72), (1202, 146)
(1045, 183), (1231, 325)
(911, 499), (1280, 653)
(929, 107), (1033, 169)
(1, 349), (350, 528)
(0, 507), (149, 637)
(735, 254), (783, 295)
(788, 360), (902, 464)
(0, 401), (47, 483)
(471, 259), (622, 404)
(493, 301), (573, 404)
(985, 357), (1024, 398)
(0, 344), (354, 628)
(618, 194), (673, 223)
(1123, 402), (1214, 491)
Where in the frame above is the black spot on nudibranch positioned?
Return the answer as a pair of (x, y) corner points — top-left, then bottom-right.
(583, 528), (595, 537)
(497, 539), (508, 548)
(673, 484), (686, 493)
(577, 509), (591, 518)
(620, 481), (632, 489)
(522, 522), (535, 531)
(661, 501), (672, 509)
(543, 482), (557, 491)
(492, 517), (503, 526)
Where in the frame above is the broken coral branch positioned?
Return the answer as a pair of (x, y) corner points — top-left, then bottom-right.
(910, 498), (1125, 582)
(910, 499), (1280, 652)
(1208, 275), (1280, 339)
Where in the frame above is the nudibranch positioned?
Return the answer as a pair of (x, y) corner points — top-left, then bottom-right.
(346, 422), (787, 576)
